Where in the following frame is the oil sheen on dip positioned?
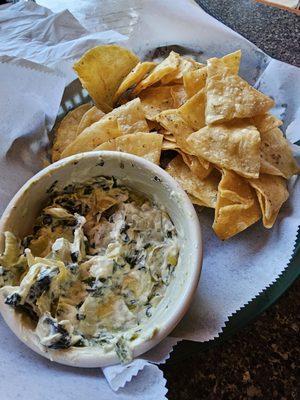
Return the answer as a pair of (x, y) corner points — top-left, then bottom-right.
(0, 176), (179, 363)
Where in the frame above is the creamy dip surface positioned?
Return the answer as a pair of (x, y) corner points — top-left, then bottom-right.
(0, 176), (179, 363)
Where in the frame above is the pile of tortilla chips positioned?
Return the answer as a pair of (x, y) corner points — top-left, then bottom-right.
(52, 45), (299, 239)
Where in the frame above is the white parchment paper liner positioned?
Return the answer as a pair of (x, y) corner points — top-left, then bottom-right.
(0, 0), (299, 397)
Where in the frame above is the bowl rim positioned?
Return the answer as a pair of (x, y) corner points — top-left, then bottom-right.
(0, 151), (203, 367)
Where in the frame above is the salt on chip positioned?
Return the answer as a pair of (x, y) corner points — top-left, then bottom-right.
(206, 57), (274, 124)
(139, 86), (175, 120)
(187, 121), (261, 178)
(165, 155), (219, 208)
(114, 61), (156, 101)
(183, 50), (241, 98)
(73, 45), (139, 112)
(248, 174), (289, 228)
(260, 127), (300, 179)
(95, 132), (163, 165)
(178, 88), (206, 130)
(61, 99), (148, 158)
(161, 56), (203, 85)
(77, 106), (105, 135)
(213, 169), (261, 240)
(133, 51), (180, 95)
(52, 103), (92, 162)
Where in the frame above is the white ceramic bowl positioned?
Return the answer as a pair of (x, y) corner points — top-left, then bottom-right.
(0, 151), (202, 367)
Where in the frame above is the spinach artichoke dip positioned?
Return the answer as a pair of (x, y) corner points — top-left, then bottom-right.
(0, 177), (179, 363)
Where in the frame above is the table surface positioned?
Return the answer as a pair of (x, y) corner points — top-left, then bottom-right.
(163, 2), (299, 399)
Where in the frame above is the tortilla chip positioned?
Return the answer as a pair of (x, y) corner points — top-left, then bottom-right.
(139, 86), (175, 120)
(181, 153), (213, 180)
(188, 194), (207, 207)
(206, 58), (274, 124)
(52, 103), (92, 162)
(133, 51), (180, 95)
(77, 106), (105, 135)
(248, 174), (289, 228)
(161, 56), (203, 85)
(183, 68), (207, 98)
(61, 99), (148, 158)
(178, 88), (206, 130)
(220, 50), (242, 75)
(213, 169), (261, 240)
(95, 132), (163, 165)
(162, 140), (177, 150)
(156, 109), (194, 153)
(187, 121), (261, 178)
(252, 113), (282, 133)
(183, 51), (241, 98)
(114, 61), (156, 101)
(260, 127), (300, 179)
(165, 155), (219, 208)
(73, 45), (139, 112)
(171, 85), (187, 107)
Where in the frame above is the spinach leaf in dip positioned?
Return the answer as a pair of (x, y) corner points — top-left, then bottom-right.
(0, 176), (179, 363)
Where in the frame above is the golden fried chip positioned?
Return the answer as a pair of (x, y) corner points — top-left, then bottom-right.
(183, 67), (207, 98)
(160, 129), (175, 138)
(77, 106), (105, 135)
(95, 132), (163, 165)
(248, 174), (289, 228)
(260, 127), (300, 179)
(161, 56), (203, 85)
(171, 85), (187, 107)
(114, 61), (156, 101)
(213, 169), (261, 240)
(162, 139), (177, 150)
(61, 99), (148, 158)
(187, 121), (261, 178)
(188, 194), (207, 207)
(139, 86), (174, 120)
(156, 109), (194, 153)
(183, 51), (241, 98)
(165, 155), (219, 208)
(52, 103), (92, 162)
(220, 50), (242, 75)
(206, 57), (274, 124)
(178, 88), (206, 130)
(181, 153), (213, 180)
(73, 45), (139, 112)
(133, 51), (180, 94)
(252, 113), (282, 133)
